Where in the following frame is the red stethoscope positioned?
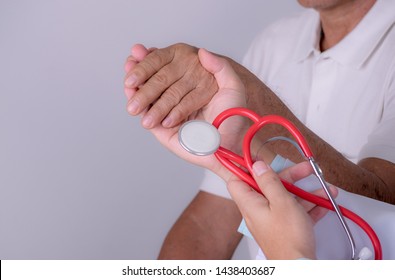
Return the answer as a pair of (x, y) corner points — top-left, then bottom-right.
(179, 107), (382, 260)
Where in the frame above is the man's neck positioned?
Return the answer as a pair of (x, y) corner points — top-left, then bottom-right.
(318, 0), (376, 51)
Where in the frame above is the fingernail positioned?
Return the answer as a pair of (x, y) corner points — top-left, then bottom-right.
(142, 115), (153, 128)
(125, 74), (137, 87)
(127, 100), (139, 115)
(252, 161), (269, 176)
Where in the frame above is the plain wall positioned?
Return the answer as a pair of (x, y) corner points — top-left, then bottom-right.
(0, 0), (303, 259)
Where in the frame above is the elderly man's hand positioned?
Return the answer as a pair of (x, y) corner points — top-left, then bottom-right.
(124, 43), (218, 129)
(142, 48), (248, 180)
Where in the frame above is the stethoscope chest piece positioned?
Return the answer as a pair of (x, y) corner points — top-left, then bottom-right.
(179, 120), (221, 156)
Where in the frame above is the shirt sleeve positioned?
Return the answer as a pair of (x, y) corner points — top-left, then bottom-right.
(359, 65), (395, 164)
(198, 169), (231, 199)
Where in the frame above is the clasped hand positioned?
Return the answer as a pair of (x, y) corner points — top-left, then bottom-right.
(123, 43), (336, 259)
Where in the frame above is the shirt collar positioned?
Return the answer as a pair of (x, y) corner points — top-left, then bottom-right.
(294, 10), (321, 63)
(295, 0), (395, 68)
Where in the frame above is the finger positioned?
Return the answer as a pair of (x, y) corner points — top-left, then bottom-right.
(124, 87), (136, 100)
(296, 185), (339, 223)
(308, 206), (331, 224)
(157, 55), (218, 128)
(278, 161), (314, 183)
(252, 161), (293, 203)
(126, 61), (185, 118)
(142, 77), (196, 128)
(157, 71), (217, 128)
(161, 86), (214, 127)
(227, 177), (268, 213)
(227, 178), (254, 204)
(130, 44), (150, 61)
(198, 48), (244, 93)
(124, 58), (137, 73)
(124, 47), (174, 89)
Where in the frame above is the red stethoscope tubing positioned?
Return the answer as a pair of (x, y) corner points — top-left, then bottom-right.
(212, 107), (382, 260)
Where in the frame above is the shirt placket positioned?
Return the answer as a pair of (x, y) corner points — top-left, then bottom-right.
(306, 54), (336, 136)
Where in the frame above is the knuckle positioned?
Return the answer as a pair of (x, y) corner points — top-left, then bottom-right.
(166, 82), (190, 98)
(184, 88), (212, 107)
(131, 49), (171, 80)
(180, 93), (199, 109)
(159, 92), (180, 108)
(151, 71), (169, 86)
(148, 105), (167, 121)
(171, 43), (199, 60)
(260, 172), (280, 184)
(169, 105), (188, 122)
(171, 92), (202, 121)
(147, 49), (167, 67)
(173, 42), (191, 52)
(132, 88), (159, 109)
(132, 63), (151, 81)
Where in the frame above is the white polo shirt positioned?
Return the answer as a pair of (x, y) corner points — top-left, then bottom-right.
(199, 0), (395, 199)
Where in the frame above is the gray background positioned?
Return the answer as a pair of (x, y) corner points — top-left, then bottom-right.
(0, 0), (302, 259)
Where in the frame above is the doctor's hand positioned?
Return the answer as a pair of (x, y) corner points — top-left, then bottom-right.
(228, 161), (338, 260)
(124, 43), (218, 129)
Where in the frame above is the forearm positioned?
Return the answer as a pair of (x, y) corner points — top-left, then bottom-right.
(229, 59), (395, 204)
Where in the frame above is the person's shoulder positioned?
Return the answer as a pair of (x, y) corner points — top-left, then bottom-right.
(243, 9), (319, 75)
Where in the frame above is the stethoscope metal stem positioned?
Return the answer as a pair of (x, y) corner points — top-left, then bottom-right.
(308, 157), (356, 260)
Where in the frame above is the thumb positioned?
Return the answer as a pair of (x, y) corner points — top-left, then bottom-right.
(252, 161), (293, 203)
(198, 48), (244, 92)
